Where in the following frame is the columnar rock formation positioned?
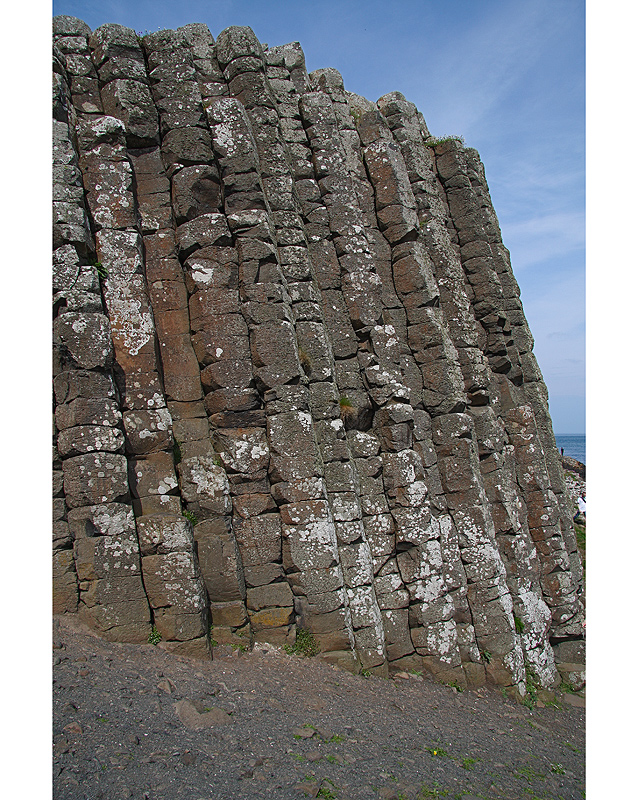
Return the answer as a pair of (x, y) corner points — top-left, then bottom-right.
(52, 16), (584, 693)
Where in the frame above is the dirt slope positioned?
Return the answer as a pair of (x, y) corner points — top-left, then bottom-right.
(53, 615), (584, 800)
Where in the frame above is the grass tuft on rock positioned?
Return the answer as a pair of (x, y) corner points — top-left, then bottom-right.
(284, 628), (320, 657)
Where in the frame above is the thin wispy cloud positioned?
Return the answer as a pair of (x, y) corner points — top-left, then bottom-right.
(503, 212), (585, 270)
(412, 1), (562, 136)
(522, 270), (585, 403)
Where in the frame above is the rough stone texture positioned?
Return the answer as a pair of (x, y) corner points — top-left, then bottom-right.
(52, 17), (584, 693)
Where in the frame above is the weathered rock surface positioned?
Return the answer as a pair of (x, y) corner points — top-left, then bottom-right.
(52, 17), (584, 695)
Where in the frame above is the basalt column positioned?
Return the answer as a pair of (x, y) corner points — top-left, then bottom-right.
(432, 141), (583, 643)
(53, 17), (152, 643)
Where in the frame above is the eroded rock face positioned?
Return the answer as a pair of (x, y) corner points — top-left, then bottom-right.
(52, 17), (584, 692)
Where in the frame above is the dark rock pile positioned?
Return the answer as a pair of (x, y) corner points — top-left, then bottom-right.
(52, 16), (585, 697)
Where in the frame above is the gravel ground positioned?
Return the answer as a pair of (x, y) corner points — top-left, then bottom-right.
(52, 615), (584, 800)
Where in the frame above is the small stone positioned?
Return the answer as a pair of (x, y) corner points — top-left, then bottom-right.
(174, 699), (232, 729)
(292, 726), (316, 739)
(306, 750), (322, 762)
(180, 751), (196, 765)
(314, 726), (334, 742)
(294, 780), (319, 797)
(53, 735), (69, 754)
(63, 722), (83, 735)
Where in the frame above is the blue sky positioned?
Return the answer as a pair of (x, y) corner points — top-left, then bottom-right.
(51, 0), (586, 433)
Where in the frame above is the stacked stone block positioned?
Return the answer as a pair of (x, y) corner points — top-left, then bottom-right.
(52, 16), (584, 692)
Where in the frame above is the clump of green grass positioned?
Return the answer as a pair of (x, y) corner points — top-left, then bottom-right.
(284, 628), (320, 657)
(523, 671), (539, 709)
(182, 510), (198, 526)
(425, 135), (466, 148)
(360, 668), (372, 678)
(513, 765), (545, 783)
(514, 615), (525, 634)
(148, 625), (161, 645)
(417, 783), (449, 799)
(89, 258), (108, 279)
(425, 746), (449, 758)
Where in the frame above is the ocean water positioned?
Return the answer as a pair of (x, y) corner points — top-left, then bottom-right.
(555, 434), (586, 464)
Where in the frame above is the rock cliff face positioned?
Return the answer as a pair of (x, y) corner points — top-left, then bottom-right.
(52, 16), (584, 694)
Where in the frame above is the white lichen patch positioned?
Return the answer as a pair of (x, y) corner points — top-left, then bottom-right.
(286, 515), (340, 571)
(149, 552), (206, 612)
(402, 480), (428, 506)
(156, 475), (178, 495)
(97, 230), (143, 280)
(298, 411), (313, 432)
(138, 517), (192, 555)
(456, 622), (481, 663)
(424, 618), (458, 660)
(190, 460), (229, 497)
(105, 280), (155, 356)
(220, 430), (269, 472)
(413, 572), (445, 605)
(346, 584), (381, 629)
(374, 571), (404, 596)
(517, 593), (553, 649)
(90, 506), (135, 538)
(503, 642), (526, 686)
(329, 492), (361, 522)
(341, 542), (374, 587)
